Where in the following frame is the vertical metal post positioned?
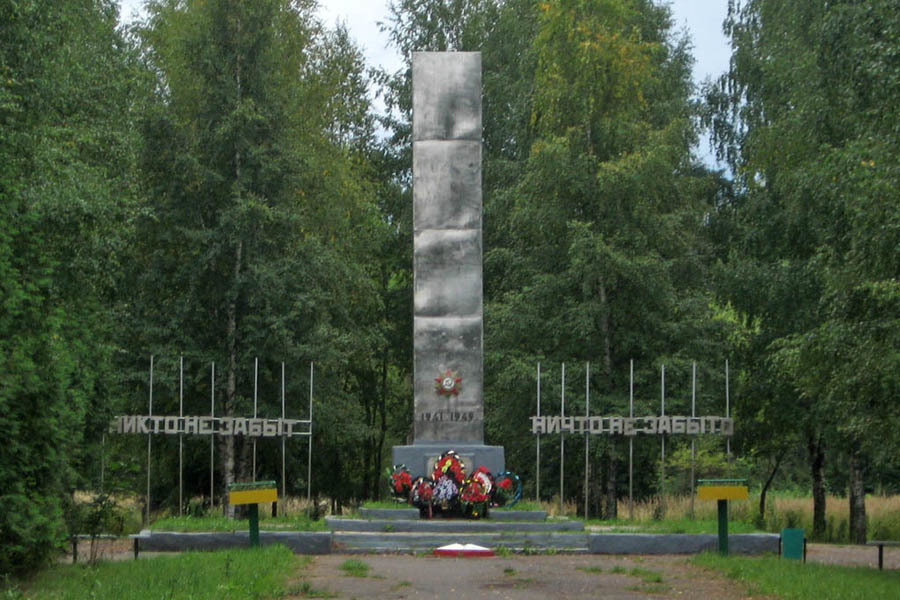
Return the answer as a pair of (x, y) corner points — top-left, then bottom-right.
(210, 362), (215, 511)
(536, 362), (541, 502)
(717, 499), (729, 555)
(560, 362), (565, 516)
(660, 364), (666, 516)
(249, 504), (260, 547)
(307, 362), (313, 503)
(725, 360), (731, 458)
(629, 359), (634, 521)
(281, 362), (286, 503)
(584, 361), (590, 520)
(253, 357), (258, 482)
(146, 355), (153, 524)
(690, 361), (697, 519)
(179, 355), (183, 516)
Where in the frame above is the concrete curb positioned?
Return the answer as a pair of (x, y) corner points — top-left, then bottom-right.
(139, 531), (332, 554)
(135, 530), (778, 556)
(589, 533), (779, 555)
(490, 510), (548, 521)
(359, 508), (420, 520)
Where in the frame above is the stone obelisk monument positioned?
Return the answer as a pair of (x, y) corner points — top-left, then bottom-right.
(392, 52), (505, 478)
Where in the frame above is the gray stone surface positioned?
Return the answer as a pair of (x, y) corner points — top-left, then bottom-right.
(588, 533), (779, 555)
(412, 52), (481, 141)
(356, 508), (546, 522)
(414, 230), (482, 317)
(490, 510), (548, 522)
(589, 534), (716, 555)
(392, 443), (504, 479)
(412, 318), (484, 442)
(332, 532), (590, 553)
(730, 533), (781, 554)
(413, 141), (482, 231)
(138, 531), (331, 554)
(359, 508), (420, 520)
(134, 529), (776, 556)
(326, 517), (583, 533)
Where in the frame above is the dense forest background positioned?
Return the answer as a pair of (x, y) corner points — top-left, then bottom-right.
(2, 0), (898, 574)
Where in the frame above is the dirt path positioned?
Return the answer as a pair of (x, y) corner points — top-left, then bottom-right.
(62, 537), (900, 599)
(290, 553), (772, 599)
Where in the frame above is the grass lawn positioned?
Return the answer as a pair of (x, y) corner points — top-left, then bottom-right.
(16, 546), (299, 600)
(693, 553), (900, 600)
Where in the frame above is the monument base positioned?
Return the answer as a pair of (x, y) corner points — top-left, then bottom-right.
(392, 443), (505, 479)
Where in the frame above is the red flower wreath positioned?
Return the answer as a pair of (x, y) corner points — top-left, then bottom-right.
(432, 450), (466, 485)
(434, 369), (462, 396)
(389, 465), (413, 499)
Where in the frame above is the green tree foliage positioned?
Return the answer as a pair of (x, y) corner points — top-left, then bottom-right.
(0, 0), (141, 574)
(706, 0), (900, 541)
(486, 0), (732, 510)
(129, 0), (388, 505)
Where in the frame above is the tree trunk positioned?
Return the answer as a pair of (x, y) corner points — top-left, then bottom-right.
(848, 452), (867, 544)
(375, 353), (388, 500)
(758, 451), (785, 525)
(807, 431), (826, 539)
(598, 283), (612, 374)
(606, 448), (618, 520)
(223, 16), (244, 518)
(598, 281), (615, 519)
(361, 380), (374, 499)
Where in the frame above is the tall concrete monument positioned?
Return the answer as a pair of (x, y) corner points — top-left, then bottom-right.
(392, 52), (505, 478)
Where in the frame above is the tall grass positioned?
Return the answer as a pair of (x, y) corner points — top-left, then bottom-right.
(18, 546), (298, 600)
(751, 494), (900, 542)
(539, 493), (900, 542)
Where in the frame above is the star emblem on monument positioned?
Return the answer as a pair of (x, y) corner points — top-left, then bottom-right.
(435, 369), (462, 396)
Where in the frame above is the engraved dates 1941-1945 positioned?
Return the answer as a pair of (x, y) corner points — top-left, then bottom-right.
(418, 411), (475, 423)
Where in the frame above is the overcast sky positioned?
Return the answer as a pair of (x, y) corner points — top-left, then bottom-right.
(120, 1), (730, 84)
(119, 0), (731, 165)
(313, 0), (731, 91)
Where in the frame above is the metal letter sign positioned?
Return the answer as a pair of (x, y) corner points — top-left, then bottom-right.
(110, 415), (310, 437)
(529, 415), (734, 436)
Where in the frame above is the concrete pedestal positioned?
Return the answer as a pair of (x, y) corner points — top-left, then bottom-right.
(393, 443), (505, 479)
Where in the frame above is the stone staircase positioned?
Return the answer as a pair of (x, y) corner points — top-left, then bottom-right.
(327, 509), (591, 553)
(134, 508), (781, 556)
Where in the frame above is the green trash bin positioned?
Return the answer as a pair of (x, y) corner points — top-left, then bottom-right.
(782, 528), (805, 561)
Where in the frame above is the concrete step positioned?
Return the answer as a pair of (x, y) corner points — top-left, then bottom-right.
(327, 517), (583, 533)
(489, 510), (549, 522)
(332, 531), (591, 553)
(133, 530), (779, 556)
(358, 508), (548, 521)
